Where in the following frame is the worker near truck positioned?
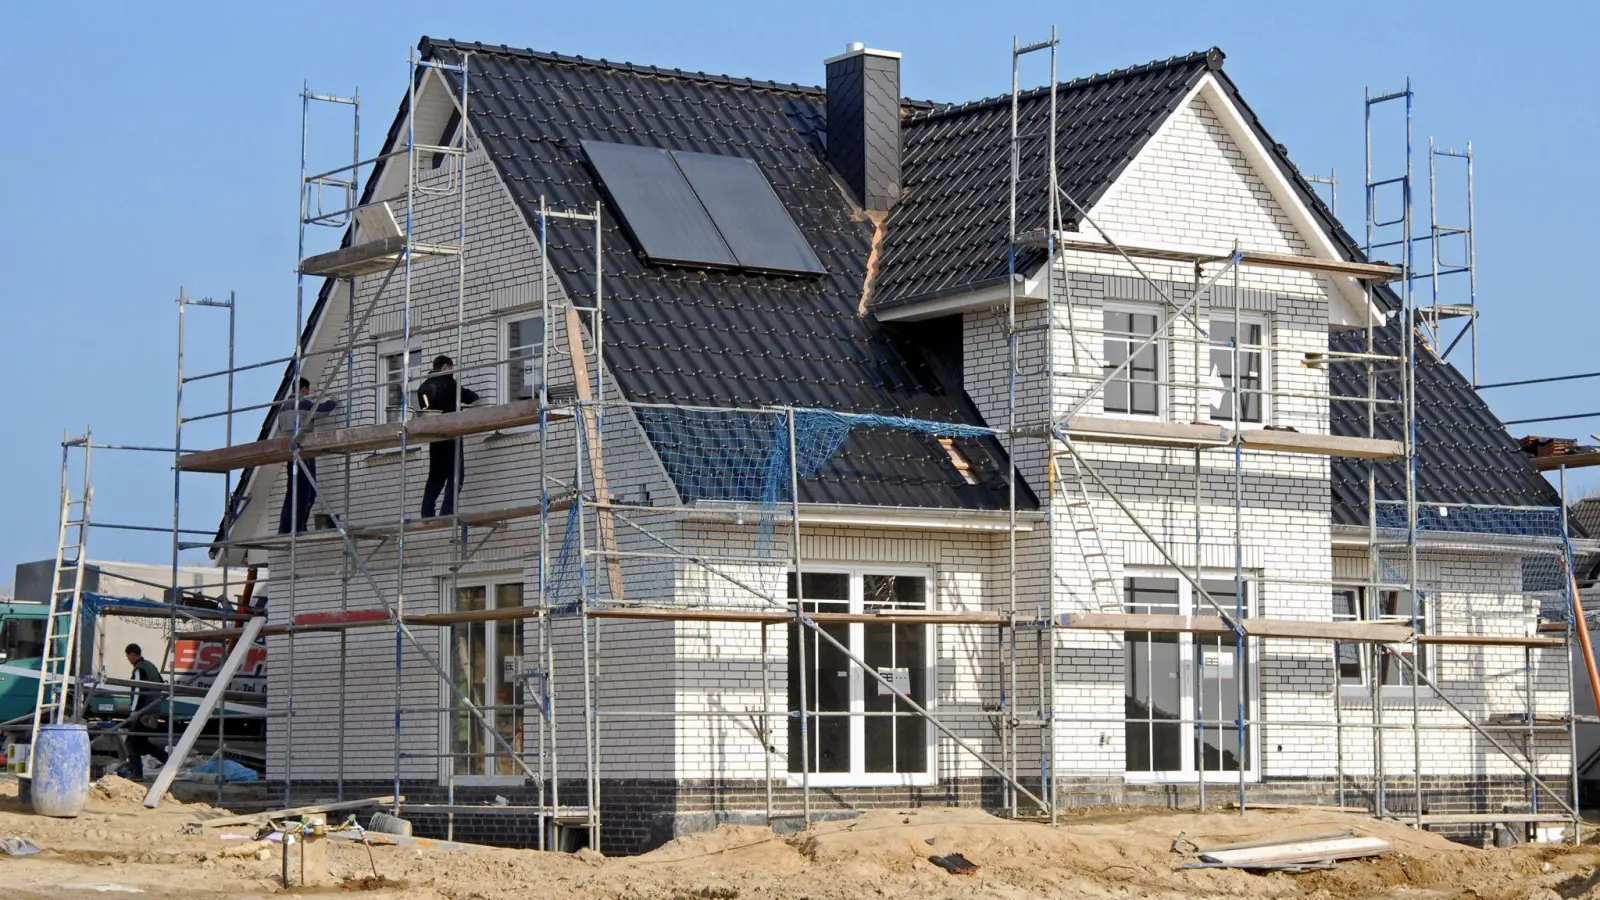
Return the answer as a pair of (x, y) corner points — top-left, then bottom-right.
(277, 377), (338, 534)
(417, 355), (479, 518)
(121, 644), (169, 781)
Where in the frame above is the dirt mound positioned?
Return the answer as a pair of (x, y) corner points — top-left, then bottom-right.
(88, 775), (152, 810)
(0, 795), (1593, 900)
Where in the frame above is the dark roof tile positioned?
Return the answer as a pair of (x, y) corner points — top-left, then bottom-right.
(873, 50), (1216, 308)
(424, 38), (1034, 511)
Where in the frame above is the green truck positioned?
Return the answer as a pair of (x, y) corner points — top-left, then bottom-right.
(0, 602), (46, 723)
(0, 600), (173, 723)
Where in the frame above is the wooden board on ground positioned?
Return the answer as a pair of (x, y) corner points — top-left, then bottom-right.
(197, 795), (402, 828)
(1198, 835), (1393, 867)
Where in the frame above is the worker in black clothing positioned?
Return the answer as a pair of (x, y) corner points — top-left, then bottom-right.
(418, 355), (479, 518)
(121, 644), (170, 781)
(277, 377), (338, 534)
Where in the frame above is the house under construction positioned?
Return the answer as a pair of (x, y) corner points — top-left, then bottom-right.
(39, 34), (1598, 855)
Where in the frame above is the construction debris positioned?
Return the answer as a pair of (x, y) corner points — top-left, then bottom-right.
(1176, 828), (1393, 871)
(0, 836), (40, 855)
(927, 852), (980, 875)
(367, 811), (413, 836)
(194, 795), (402, 829)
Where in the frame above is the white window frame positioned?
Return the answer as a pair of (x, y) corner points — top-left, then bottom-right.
(496, 313), (545, 434)
(1332, 586), (1436, 701)
(1206, 313), (1270, 427)
(1101, 301), (1167, 420)
(784, 564), (938, 788)
(1122, 567), (1260, 784)
(376, 340), (426, 426)
(439, 575), (527, 787)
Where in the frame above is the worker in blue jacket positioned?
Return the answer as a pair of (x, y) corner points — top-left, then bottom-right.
(277, 377), (338, 534)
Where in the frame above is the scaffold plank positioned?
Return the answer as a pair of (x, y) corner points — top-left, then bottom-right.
(347, 500), (567, 538)
(185, 604), (557, 641)
(177, 400), (558, 472)
(1533, 452), (1600, 471)
(1057, 417), (1402, 459)
(1057, 612), (1413, 642)
(1416, 633), (1565, 648)
(1237, 429), (1403, 460)
(189, 500), (570, 551)
(1410, 813), (1574, 826)
(585, 606), (1011, 626)
(1050, 236), (1403, 281)
(298, 236), (461, 278)
(1061, 415), (1228, 449)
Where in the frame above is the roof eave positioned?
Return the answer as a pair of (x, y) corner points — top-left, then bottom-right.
(873, 271), (1050, 322)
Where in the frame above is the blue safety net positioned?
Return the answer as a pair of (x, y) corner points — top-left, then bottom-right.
(633, 407), (992, 506)
(1374, 502), (1569, 538)
(542, 500), (584, 614)
(541, 407), (996, 610)
(1372, 502), (1576, 623)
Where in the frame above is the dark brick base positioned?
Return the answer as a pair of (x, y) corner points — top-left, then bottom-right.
(266, 773), (1570, 855)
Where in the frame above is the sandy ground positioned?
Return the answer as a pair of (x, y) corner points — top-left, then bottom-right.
(0, 777), (1596, 899)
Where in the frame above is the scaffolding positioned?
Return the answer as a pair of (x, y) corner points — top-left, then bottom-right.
(52, 36), (1593, 851)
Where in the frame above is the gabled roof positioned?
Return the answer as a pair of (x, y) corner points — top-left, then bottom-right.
(873, 50), (1220, 309)
(421, 38), (1034, 511)
(856, 39), (1559, 523)
(230, 38), (1555, 539)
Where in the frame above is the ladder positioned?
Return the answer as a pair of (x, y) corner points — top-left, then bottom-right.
(1051, 434), (1121, 613)
(30, 432), (94, 758)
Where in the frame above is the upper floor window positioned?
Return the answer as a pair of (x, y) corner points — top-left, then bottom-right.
(377, 343), (426, 424)
(1208, 316), (1267, 424)
(1332, 587), (1432, 696)
(1103, 306), (1162, 417)
(500, 314), (544, 403)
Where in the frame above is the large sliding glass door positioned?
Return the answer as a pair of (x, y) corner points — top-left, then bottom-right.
(1123, 573), (1253, 780)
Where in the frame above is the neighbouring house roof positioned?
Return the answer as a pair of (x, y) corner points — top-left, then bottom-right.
(422, 38), (1033, 511)
(1329, 318), (1564, 526)
(874, 49), (1221, 309)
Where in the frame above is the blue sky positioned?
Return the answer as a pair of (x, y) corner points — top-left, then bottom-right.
(2, 0), (1596, 582)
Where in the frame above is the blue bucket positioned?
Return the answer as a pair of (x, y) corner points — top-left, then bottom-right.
(31, 723), (90, 817)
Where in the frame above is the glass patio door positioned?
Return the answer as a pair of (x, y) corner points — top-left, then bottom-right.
(450, 582), (525, 778)
(787, 570), (932, 779)
(1124, 574), (1252, 779)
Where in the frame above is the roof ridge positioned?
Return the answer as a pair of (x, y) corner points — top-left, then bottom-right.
(905, 46), (1222, 124)
(422, 36), (828, 98)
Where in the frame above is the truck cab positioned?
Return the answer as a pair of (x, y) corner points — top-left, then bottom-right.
(0, 604), (47, 722)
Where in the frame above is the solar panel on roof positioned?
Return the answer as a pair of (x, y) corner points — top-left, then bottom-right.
(671, 151), (826, 275)
(580, 141), (738, 269)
